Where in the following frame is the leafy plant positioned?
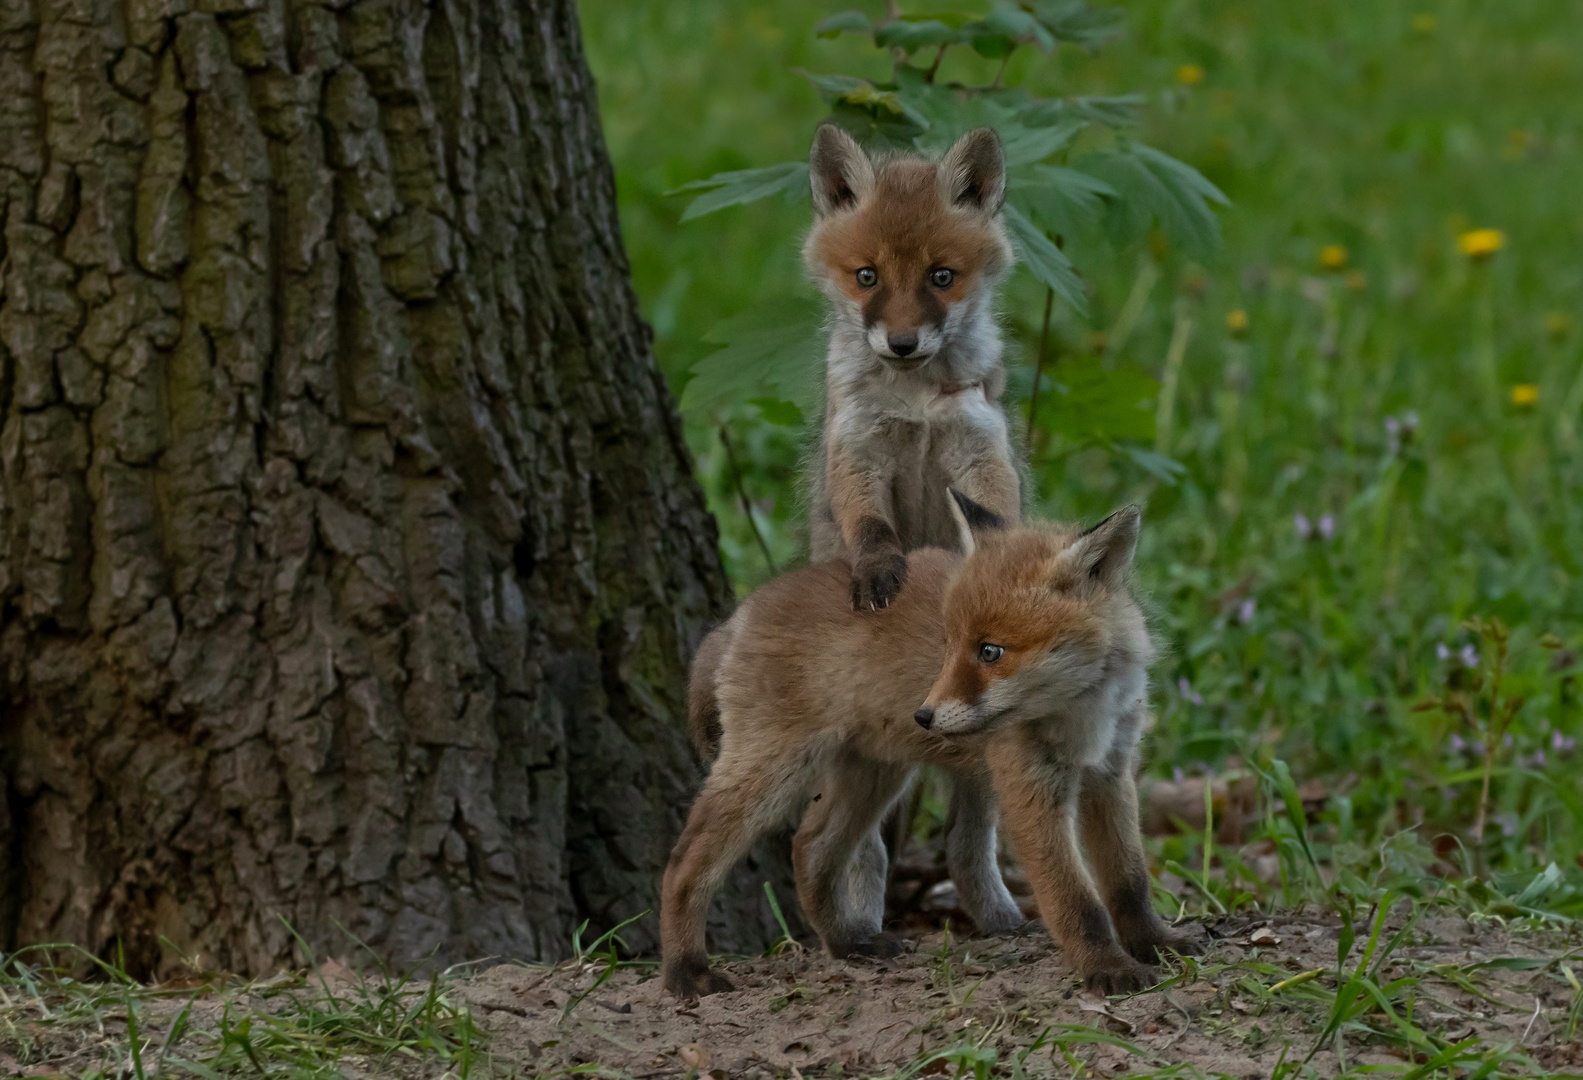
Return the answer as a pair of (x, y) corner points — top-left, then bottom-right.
(670, 0), (1226, 460)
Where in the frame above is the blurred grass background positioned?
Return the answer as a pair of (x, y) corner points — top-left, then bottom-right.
(579, 2), (1583, 885)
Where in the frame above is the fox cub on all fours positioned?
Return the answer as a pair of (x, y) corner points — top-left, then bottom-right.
(663, 494), (1198, 1002)
(803, 124), (1022, 612)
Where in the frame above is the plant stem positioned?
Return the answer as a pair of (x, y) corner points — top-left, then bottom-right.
(991, 49), (1013, 89)
(718, 424), (777, 574)
(1202, 772), (1215, 912)
(926, 44), (948, 82)
(1473, 745), (1493, 851)
(1155, 305), (1194, 456)
(1026, 286), (1055, 454)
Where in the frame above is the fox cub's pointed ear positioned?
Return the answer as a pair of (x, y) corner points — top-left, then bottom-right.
(1065, 505), (1142, 588)
(947, 488), (1006, 557)
(939, 127), (1006, 214)
(809, 124), (875, 217)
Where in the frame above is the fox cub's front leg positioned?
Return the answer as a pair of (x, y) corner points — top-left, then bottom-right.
(849, 516), (909, 611)
(1079, 755), (1202, 964)
(987, 737), (1156, 995)
(829, 421), (918, 611)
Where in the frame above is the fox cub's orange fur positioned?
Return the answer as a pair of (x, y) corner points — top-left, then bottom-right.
(803, 124), (1021, 613)
(663, 494), (1197, 1001)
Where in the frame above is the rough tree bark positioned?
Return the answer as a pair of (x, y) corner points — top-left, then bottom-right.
(0, 0), (788, 975)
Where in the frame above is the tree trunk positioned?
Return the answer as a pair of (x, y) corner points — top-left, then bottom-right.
(0, 0), (787, 976)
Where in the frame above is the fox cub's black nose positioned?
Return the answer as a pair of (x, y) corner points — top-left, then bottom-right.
(914, 706), (934, 729)
(889, 334), (918, 357)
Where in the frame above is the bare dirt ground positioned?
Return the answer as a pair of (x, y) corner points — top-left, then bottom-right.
(460, 909), (1581, 1079)
(2, 903), (1578, 1078)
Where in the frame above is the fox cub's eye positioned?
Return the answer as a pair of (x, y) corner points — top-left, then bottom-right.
(977, 643), (1004, 664)
(856, 267), (878, 288)
(930, 267), (955, 288)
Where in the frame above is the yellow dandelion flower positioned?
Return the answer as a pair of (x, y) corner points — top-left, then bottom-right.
(1545, 311), (1574, 339)
(1319, 245), (1348, 271)
(1345, 270), (1368, 291)
(1226, 309), (1249, 335)
(1412, 13), (1436, 33)
(1177, 64), (1205, 86)
(1511, 384), (1539, 408)
(1458, 228), (1505, 260)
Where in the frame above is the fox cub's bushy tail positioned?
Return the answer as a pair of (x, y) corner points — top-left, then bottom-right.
(686, 624), (732, 759)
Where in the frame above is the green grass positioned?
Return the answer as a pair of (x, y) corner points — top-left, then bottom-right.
(0, 941), (486, 1078)
(580, 0), (1583, 889)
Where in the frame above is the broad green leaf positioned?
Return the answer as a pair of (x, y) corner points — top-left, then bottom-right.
(814, 10), (871, 38)
(874, 18), (960, 52)
(1031, 356), (1157, 442)
(893, 66), (1025, 147)
(1001, 118), (1084, 166)
(1002, 201), (1087, 312)
(981, 3), (1057, 51)
(667, 161), (809, 221)
(799, 70), (870, 100)
(1029, 94), (1144, 128)
(1119, 444), (1186, 484)
(681, 296), (825, 421)
(798, 71), (931, 131)
(967, 33), (1014, 59)
(1032, 0), (1126, 51)
(1011, 165), (1117, 238)
(1077, 143), (1228, 253)
(749, 397), (804, 426)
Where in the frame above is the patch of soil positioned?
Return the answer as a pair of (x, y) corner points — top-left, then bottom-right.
(458, 911), (1580, 1078)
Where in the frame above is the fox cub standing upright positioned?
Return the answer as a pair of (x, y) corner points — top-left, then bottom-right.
(794, 124), (1026, 948)
(803, 124), (1022, 611)
(663, 494), (1198, 1001)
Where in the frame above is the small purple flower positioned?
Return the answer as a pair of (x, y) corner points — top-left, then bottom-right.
(1294, 512), (1313, 539)
(1502, 733), (1514, 748)
(1460, 643), (1479, 668)
(1317, 513), (1336, 541)
(1436, 642), (1452, 662)
(1553, 729), (1565, 751)
(1385, 416), (1400, 438)
(1172, 765), (1185, 783)
(1533, 749), (1547, 768)
(1238, 597), (1257, 624)
(1449, 732), (1466, 752)
(1472, 740), (1487, 757)
(1497, 814), (1518, 838)
(1178, 677), (1204, 707)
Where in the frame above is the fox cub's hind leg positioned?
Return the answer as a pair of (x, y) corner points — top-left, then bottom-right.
(661, 748), (812, 1000)
(945, 770), (1026, 933)
(793, 753), (913, 958)
(1079, 749), (1202, 964)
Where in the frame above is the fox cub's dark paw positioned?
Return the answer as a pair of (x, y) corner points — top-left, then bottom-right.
(1082, 955), (1157, 996)
(829, 931), (906, 960)
(851, 551), (908, 611)
(663, 962), (735, 1001)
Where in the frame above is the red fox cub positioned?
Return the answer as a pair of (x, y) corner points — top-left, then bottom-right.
(663, 493), (1197, 1001)
(803, 124), (1021, 612)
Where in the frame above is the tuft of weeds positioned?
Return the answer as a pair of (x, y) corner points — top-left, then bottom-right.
(0, 933), (489, 1079)
(558, 910), (648, 1023)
